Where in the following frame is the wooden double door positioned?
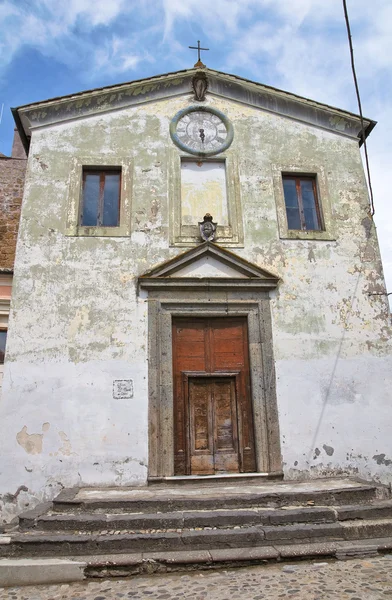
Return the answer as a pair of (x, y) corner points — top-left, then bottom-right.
(172, 317), (256, 475)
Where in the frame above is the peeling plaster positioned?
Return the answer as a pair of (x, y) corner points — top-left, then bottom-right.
(58, 431), (73, 456)
(361, 216), (373, 239)
(373, 454), (392, 466)
(323, 444), (335, 457)
(2, 485), (28, 504)
(34, 156), (48, 171)
(16, 426), (43, 455)
(308, 248), (316, 263)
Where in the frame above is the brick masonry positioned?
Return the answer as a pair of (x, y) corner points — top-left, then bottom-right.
(0, 130), (27, 270)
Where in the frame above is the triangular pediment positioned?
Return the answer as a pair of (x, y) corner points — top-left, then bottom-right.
(170, 255), (249, 279)
(14, 68), (375, 152)
(139, 243), (279, 291)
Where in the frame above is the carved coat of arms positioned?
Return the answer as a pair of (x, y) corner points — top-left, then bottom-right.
(192, 71), (208, 102)
(199, 213), (217, 242)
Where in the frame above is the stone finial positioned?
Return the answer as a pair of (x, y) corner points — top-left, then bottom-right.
(199, 213), (217, 242)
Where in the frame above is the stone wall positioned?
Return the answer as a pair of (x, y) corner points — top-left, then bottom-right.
(0, 130), (27, 270)
(1, 94), (391, 523)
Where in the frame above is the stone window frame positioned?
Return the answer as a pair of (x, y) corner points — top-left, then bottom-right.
(168, 149), (244, 247)
(143, 291), (282, 480)
(65, 156), (132, 237)
(272, 163), (335, 241)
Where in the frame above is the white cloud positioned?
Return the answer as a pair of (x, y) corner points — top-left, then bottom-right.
(161, 0), (257, 40)
(91, 37), (151, 78)
(0, 0), (141, 79)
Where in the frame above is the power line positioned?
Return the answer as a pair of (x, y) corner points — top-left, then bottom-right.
(343, 0), (375, 216)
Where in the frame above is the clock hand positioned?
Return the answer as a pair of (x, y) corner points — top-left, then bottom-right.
(199, 128), (205, 143)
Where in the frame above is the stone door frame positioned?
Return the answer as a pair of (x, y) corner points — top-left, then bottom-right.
(144, 290), (282, 479)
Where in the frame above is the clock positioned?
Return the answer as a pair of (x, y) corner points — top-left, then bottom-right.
(170, 106), (234, 157)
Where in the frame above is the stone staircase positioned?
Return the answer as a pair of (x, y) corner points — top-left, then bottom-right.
(1, 477), (392, 585)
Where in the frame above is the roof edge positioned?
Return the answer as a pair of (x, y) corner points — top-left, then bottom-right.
(14, 67), (375, 130)
(11, 107), (30, 155)
(13, 67), (377, 145)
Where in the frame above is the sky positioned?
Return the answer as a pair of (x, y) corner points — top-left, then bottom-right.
(0, 0), (391, 298)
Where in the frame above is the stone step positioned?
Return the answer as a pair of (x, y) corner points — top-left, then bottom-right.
(0, 558), (85, 587)
(4, 517), (392, 558)
(83, 537), (392, 576)
(4, 538), (392, 586)
(2, 478), (391, 586)
(51, 478), (384, 514)
(19, 500), (392, 533)
(19, 506), (338, 532)
(4, 536), (392, 587)
(336, 501), (392, 521)
(147, 472), (283, 486)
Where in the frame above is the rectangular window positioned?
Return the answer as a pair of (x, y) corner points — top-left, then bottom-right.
(81, 169), (121, 227)
(282, 175), (322, 231)
(0, 330), (7, 365)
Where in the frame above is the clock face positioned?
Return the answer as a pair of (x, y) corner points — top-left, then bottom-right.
(170, 107), (234, 157)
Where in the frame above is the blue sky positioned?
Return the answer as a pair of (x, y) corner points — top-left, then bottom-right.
(0, 0), (391, 296)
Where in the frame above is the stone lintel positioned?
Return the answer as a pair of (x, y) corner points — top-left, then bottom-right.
(139, 278), (279, 292)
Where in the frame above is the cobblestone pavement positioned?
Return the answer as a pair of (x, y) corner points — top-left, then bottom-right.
(1, 555), (392, 599)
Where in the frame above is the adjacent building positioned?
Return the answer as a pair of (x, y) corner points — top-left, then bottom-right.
(0, 130), (26, 391)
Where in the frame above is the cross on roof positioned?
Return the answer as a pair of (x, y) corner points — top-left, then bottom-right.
(189, 40), (209, 68)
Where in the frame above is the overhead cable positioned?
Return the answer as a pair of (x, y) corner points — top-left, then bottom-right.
(343, 0), (375, 216)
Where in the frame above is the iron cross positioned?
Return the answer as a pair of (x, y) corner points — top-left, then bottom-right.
(189, 40), (209, 64)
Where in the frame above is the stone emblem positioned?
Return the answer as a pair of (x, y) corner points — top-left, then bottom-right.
(192, 71), (208, 101)
(199, 213), (217, 242)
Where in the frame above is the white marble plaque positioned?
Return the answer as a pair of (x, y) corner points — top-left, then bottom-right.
(181, 160), (229, 226)
(113, 379), (134, 399)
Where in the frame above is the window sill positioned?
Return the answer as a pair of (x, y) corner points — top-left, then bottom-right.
(66, 225), (130, 237)
(280, 230), (336, 242)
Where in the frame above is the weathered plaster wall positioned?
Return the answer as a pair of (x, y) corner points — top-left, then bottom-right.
(1, 93), (391, 522)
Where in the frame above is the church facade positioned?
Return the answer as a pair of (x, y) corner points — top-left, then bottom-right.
(1, 67), (391, 522)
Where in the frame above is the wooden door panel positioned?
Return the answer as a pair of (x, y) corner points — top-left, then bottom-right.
(177, 357), (206, 372)
(175, 341), (205, 358)
(172, 317), (256, 475)
(211, 339), (242, 355)
(173, 320), (208, 474)
(213, 352), (245, 369)
(189, 379), (214, 475)
(213, 380), (237, 452)
(189, 380), (212, 452)
(189, 377), (239, 474)
(213, 379), (239, 473)
(211, 324), (245, 371)
(175, 322), (205, 338)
